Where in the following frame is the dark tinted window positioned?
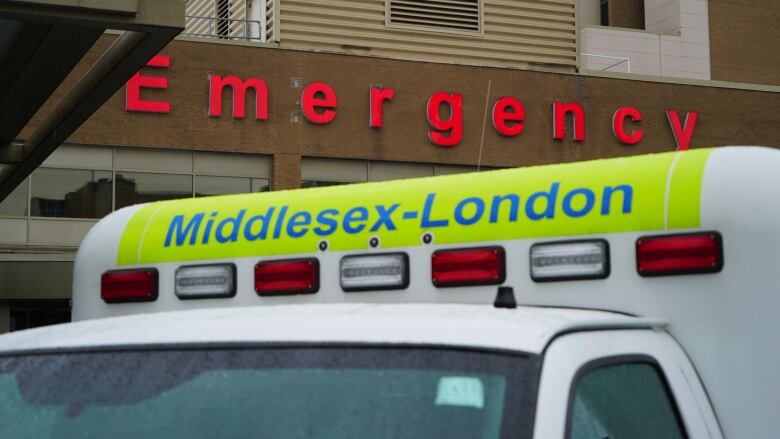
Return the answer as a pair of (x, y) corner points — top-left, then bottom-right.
(251, 177), (270, 192)
(9, 300), (71, 332)
(301, 180), (348, 188)
(30, 169), (112, 218)
(569, 362), (686, 439)
(194, 175), (250, 197)
(115, 172), (192, 208)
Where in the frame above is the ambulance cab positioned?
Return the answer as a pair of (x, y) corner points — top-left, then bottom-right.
(1, 146), (778, 438)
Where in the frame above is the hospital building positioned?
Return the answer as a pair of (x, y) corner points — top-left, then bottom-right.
(0, 0), (777, 332)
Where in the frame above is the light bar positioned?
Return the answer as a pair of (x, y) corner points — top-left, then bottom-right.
(340, 253), (409, 292)
(255, 258), (319, 296)
(637, 232), (723, 276)
(101, 269), (158, 303)
(432, 246), (505, 287)
(530, 240), (609, 282)
(175, 264), (236, 299)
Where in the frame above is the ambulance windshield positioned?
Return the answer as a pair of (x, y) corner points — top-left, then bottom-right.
(0, 346), (538, 438)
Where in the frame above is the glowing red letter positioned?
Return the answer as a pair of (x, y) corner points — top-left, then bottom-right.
(492, 97), (525, 137)
(666, 110), (698, 151)
(426, 92), (463, 147)
(208, 74), (268, 120)
(126, 55), (170, 113)
(301, 82), (338, 124)
(369, 86), (395, 128)
(612, 106), (643, 145)
(552, 101), (585, 142)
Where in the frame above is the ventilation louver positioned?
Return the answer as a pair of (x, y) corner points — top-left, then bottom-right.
(388, 0), (481, 33)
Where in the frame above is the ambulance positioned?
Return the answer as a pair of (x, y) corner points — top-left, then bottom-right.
(0, 146), (777, 438)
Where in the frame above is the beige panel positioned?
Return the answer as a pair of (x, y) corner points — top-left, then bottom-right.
(42, 144), (113, 170)
(0, 261), (73, 300)
(194, 152), (271, 177)
(276, 0), (577, 70)
(578, 0), (600, 27)
(368, 162), (433, 181)
(301, 158), (368, 182)
(434, 164), (477, 175)
(115, 148), (193, 173)
(28, 219), (97, 247)
(0, 218), (27, 245)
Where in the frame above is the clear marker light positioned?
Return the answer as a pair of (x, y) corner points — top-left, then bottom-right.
(175, 264), (235, 299)
(340, 253), (409, 292)
(530, 240), (609, 282)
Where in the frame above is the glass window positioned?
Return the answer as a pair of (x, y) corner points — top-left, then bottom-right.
(0, 178), (28, 217)
(368, 162), (434, 181)
(251, 178), (270, 192)
(301, 180), (348, 189)
(569, 362), (686, 439)
(30, 169), (112, 219)
(434, 165), (477, 176)
(116, 172), (192, 209)
(301, 158), (367, 183)
(0, 346), (539, 438)
(194, 176), (250, 197)
(600, 0), (609, 26)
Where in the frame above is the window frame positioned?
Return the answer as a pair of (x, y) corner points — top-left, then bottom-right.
(563, 354), (689, 439)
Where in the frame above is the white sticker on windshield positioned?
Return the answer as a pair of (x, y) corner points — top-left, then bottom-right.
(435, 376), (485, 409)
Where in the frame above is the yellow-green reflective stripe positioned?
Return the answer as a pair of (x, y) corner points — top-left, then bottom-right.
(667, 148), (712, 229)
(116, 149), (713, 266)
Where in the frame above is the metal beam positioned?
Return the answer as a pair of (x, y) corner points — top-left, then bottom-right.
(0, 0), (138, 15)
(0, 0), (181, 30)
(0, 21), (49, 104)
(0, 142), (24, 165)
(0, 28), (180, 201)
(0, 0), (183, 201)
(0, 23), (103, 144)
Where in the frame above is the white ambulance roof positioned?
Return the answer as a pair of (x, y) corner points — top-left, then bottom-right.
(65, 146), (780, 439)
(0, 304), (660, 355)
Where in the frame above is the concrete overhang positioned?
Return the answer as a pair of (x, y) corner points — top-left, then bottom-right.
(0, 0), (184, 201)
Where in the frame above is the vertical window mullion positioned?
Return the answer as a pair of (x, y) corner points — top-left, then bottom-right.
(191, 150), (195, 198)
(26, 175), (31, 245)
(111, 147), (116, 213)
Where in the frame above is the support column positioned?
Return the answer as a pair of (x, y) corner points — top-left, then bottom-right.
(272, 153), (301, 190)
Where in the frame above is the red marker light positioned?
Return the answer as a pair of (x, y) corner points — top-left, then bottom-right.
(432, 247), (505, 287)
(101, 269), (158, 303)
(636, 232), (723, 276)
(255, 258), (319, 296)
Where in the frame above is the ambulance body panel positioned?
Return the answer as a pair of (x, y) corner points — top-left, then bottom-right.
(0, 304), (658, 355)
(4, 146), (779, 438)
(535, 329), (722, 439)
(0, 305), (715, 438)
